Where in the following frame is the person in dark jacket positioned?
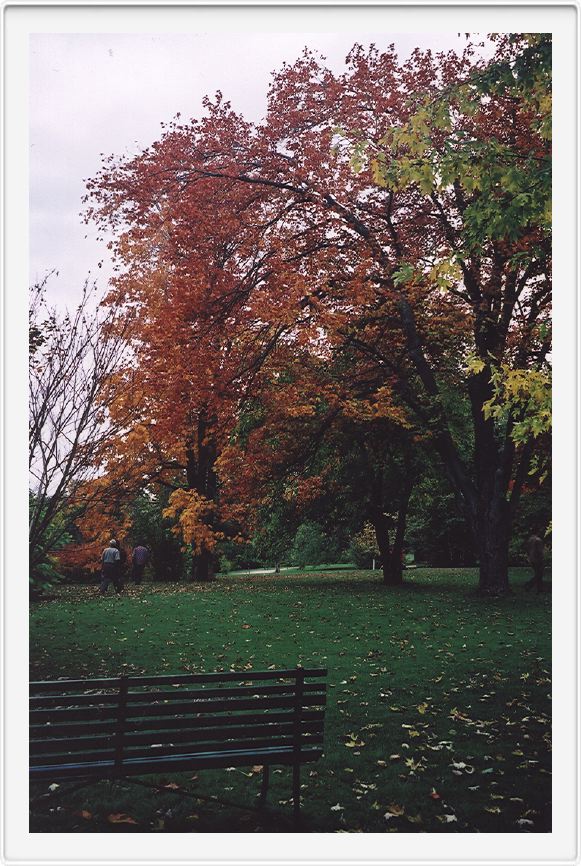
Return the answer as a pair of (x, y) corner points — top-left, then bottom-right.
(132, 543), (150, 584)
(524, 531), (545, 593)
(112, 540), (127, 591)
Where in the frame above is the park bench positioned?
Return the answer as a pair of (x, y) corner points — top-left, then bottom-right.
(30, 666), (327, 824)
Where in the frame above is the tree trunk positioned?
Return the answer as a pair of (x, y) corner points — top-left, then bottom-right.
(372, 488), (412, 588)
(190, 549), (215, 582)
(396, 289), (519, 596)
(463, 364), (513, 594)
(185, 411), (218, 583)
(372, 512), (392, 586)
(384, 483), (412, 586)
(474, 494), (511, 595)
(384, 553), (403, 586)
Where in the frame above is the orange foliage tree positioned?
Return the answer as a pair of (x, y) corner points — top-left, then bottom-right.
(86, 36), (550, 593)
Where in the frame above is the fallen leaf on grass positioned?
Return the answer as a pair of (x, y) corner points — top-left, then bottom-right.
(74, 810), (92, 820)
(417, 702), (429, 714)
(330, 803), (344, 811)
(251, 765), (264, 773)
(241, 624), (252, 629)
(437, 814), (458, 823)
(485, 806), (501, 814)
(407, 813), (423, 824)
(430, 789), (441, 800)
(108, 813), (138, 824)
(48, 783), (59, 792)
(163, 782), (180, 790)
(450, 761), (474, 773)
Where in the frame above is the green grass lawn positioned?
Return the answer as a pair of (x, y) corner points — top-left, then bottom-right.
(29, 568), (551, 833)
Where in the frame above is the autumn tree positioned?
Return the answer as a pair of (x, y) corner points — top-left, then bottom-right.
(200, 36), (551, 593)
(343, 33), (551, 592)
(86, 35), (550, 593)
(84, 121), (298, 579)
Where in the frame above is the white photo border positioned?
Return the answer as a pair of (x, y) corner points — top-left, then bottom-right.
(2, 2), (578, 863)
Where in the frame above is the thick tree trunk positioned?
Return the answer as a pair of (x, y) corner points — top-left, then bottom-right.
(384, 483), (412, 586)
(384, 554), (404, 586)
(190, 549), (215, 582)
(474, 495), (511, 595)
(465, 363), (513, 595)
(395, 285), (520, 596)
(371, 475), (413, 587)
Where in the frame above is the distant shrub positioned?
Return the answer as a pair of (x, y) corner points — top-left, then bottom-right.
(349, 523), (380, 569)
(289, 522), (333, 570)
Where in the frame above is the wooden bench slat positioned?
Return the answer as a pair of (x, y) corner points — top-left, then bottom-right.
(29, 694), (120, 709)
(30, 692), (326, 724)
(30, 708), (325, 741)
(30, 720), (120, 739)
(30, 744), (324, 781)
(30, 678), (122, 694)
(30, 681), (326, 710)
(30, 748), (115, 766)
(31, 732), (325, 768)
(123, 693), (326, 718)
(31, 735), (114, 755)
(123, 682), (326, 703)
(30, 705), (120, 723)
(30, 668), (326, 694)
(124, 668), (326, 685)
(30, 719), (325, 756)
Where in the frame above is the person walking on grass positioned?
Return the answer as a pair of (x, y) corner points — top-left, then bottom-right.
(100, 539), (121, 594)
(132, 542), (149, 585)
(112, 540), (127, 591)
(524, 530), (545, 593)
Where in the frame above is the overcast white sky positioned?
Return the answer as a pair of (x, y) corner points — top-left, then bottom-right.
(30, 31), (475, 306)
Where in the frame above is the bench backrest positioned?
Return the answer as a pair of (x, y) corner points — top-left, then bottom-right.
(30, 668), (326, 779)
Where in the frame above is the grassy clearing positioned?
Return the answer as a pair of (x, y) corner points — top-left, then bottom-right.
(29, 568), (551, 833)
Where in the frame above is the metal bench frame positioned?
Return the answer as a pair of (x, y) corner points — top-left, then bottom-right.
(30, 666), (326, 826)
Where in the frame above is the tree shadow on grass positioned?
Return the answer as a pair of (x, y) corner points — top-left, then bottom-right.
(248, 567), (551, 599)
(29, 777), (308, 833)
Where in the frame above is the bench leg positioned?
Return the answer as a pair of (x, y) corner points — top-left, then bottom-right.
(258, 765), (270, 807)
(293, 763), (300, 829)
